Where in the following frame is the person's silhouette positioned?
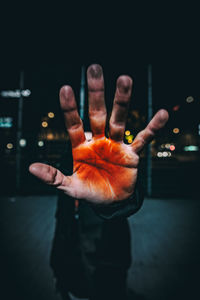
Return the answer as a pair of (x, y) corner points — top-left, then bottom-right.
(29, 64), (169, 299)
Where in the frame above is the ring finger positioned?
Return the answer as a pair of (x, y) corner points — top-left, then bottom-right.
(109, 75), (133, 141)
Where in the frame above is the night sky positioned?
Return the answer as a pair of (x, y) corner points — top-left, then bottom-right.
(0, 3), (199, 132)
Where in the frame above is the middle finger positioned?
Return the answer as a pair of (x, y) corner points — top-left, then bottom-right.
(87, 64), (107, 139)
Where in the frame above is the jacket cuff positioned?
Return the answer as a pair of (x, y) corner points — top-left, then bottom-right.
(90, 187), (144, 220)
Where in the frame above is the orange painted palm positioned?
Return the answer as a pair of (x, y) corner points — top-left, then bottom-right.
(71, 137), (139, 203)
(29, 64), (168, 205)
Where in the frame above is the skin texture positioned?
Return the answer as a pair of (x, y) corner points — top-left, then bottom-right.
(72, 137), (138, 203)
(29, 64), (169, 204)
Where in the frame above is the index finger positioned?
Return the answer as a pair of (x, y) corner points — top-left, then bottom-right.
(60, 85), (85, 148)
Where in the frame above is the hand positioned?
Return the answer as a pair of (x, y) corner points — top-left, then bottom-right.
(29, 64), (168, 204)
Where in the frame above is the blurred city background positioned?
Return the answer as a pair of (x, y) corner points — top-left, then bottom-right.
(1, 3), (200, 299)
(0, 62), (199, 197)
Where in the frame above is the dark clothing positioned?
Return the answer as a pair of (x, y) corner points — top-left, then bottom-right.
(50, 143), (144, 299)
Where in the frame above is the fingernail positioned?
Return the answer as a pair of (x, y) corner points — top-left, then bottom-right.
(117, 76), (132, 94)
(87, 64), (103, 79)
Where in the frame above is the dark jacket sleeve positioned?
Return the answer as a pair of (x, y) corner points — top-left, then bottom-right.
(90, 179), (144, 220)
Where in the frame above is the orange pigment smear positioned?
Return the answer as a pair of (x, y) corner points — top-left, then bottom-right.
(73, 138), (137, 200)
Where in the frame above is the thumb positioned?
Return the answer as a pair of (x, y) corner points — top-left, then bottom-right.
(29, 163), (71, 189)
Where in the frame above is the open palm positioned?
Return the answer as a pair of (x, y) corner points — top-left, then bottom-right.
(29, 64), (168, 204)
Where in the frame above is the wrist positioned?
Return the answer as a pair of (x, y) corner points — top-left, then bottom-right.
(90, 186), (144, 220)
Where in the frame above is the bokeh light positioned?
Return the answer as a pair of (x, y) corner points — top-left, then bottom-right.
(125, 130), (131, 136)
(170, 145), (175, 151)
(173, 105), (180, 111)
(47, 133), (54, 140)
(173, 128), (180, 134)
(42, 121), (48, 128)
(7, 143), (13, 149)
(186, 96), (194, 103)
(19, 139), (27, 147)
(48, 112), (55, 118)
(128, 138), (133, 144)
(38, 141), (44, 147)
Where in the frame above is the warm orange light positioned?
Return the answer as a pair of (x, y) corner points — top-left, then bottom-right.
(42, 121), (48, 128)
(125, 130), (131, 136)
(127, 138), (133, 144)
(47, 133), (54, 140)
(173, 128), (179, 134)
(48, 112), (55, 118)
